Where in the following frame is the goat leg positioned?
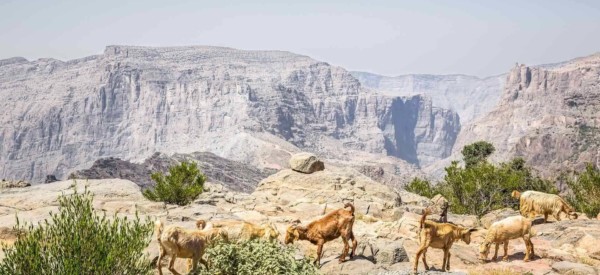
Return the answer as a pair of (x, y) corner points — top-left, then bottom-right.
(340, 237), (349, 263)
(315, 241), (324, 267)
(446, 250), (451, 271)
(493, 243), (499, 261)
(442, 249), (448, 272)
(350, 232), (357, 258)
(502, 242), (509, 261)
(157, 248), (165, 275)
(422, 249), (429, 270)
(168, 255), (181, 275)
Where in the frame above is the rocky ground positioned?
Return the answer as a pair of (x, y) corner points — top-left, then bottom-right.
(1, 156), (599, 274)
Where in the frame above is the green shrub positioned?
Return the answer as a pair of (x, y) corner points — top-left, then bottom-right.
(0, 185), (154, 275)
(566, 163), (600, 218)
(196, 240), (317, 275)
(143, 161), (205, 206)
(407, 142), (556, 217)
(461, 140), (495, 168)
(406, 177), (435, 198)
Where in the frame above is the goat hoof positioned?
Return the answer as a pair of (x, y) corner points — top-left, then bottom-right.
(502, 257), (509, 262)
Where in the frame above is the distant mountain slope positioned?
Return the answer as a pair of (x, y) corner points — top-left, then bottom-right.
(351, 72), (505, 123)
(69, 152), (275, 193)
(445, 53), (600, 176)
(0, 45), (459, 183)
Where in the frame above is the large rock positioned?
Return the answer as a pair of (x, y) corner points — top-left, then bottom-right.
(480, 208), (520, 229)
(534, 219), (600, 262)
(374, 241), (409, 265)
(254, 166), (402, 221)
(289, 152), (324, 174)
(0, 180), (30, 189)
(552, 261), (597, 275)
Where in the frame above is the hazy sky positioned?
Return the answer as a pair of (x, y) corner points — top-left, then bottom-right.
(1, 0), (599, 77)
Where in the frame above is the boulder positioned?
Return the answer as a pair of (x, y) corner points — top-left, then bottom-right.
(374, 241), (409, 265)
(480, 208), (520, 229)
(552, 261), (597, 275)
(44, 175), (59, 183)
(254, 167), (401, 221)
(0, 180), (30, 189)
(289, 152), (324, 174)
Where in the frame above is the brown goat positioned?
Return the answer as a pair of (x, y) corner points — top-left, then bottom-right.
(284, 202), (357, 267)
(413, 209), (477, 273)
(155, 220), (209, 275)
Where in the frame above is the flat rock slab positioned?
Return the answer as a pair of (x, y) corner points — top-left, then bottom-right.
(552, 261), (597, 274)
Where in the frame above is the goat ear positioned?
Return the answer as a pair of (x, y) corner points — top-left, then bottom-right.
(291, 219), (301, 225)
(468, 228), (478, 233)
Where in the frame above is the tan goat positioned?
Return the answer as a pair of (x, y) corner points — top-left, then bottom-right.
(194, 219), (228, 244)
(512, 190), (577, 222)
(413, 208), (477, 273)
(284, 202), (357, 267)
(479, 215), (534, 262)
(155, 220), (209, 275)
(209, 220), (279, 242)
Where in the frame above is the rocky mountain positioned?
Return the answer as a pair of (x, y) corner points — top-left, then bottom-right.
(69, 151), (275, 192)
(1, 155), (599, 274)
(452, 53), (600, 176)
(351, 72), (505, 123)
(0, 45), (460, 184)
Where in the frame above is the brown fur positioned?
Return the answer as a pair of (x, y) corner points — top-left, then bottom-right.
(155, 220), (209, 275)
(414, 209), (477, 273)
(284, 202), (357, 267)
(210, 220), (279, 242)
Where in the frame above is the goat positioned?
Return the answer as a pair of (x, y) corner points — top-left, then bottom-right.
(284, 202), (357, 267)
(155, 220), (209, 275)
(479, 215), (534, 262)
(209, 220), (279, 242)
(413, 208), (477, 273)
(512, 190), (577, 222)
(194, 219), (228, 244)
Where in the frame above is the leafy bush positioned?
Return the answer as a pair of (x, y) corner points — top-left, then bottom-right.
(196, 240), (317, 275)
(0, 185), (154, 275)
(143, 161), (205, 205)
(566, 163), (600, 218)
(462, 140), (495, 168)
(406, 177), (435, 198)
(407, 142), (556, 216)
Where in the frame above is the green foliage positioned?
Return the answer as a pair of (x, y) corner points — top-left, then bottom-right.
(0, 185), (154, 275)
(406, 177), (435, 198)
(196, 240), (317, 275)
(407, 142), (556, 217)
(143, 161), (205, 206)
(566, 163), (600, 218)
(462, 141), (495, 168)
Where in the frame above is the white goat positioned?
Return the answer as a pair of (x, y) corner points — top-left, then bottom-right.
(479, 215), (534, 262)
(512, 190), (577, 222)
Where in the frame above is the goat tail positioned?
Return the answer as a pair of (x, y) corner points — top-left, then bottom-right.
(155, 220), (164, 242)
(344, 202), (355, 215)
(511, 190), (521, 199)
(420, 208), (432, 229)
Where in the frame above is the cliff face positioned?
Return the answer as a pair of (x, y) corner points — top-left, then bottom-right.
(454, 54), (600, 176)
(0, 46), (460, 182)
(351, 72), (505, 123)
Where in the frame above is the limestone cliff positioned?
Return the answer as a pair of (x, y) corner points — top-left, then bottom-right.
(351, 72), (505, 123)
(0, 46), (460, 183)
(453, 53), (600, 176)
